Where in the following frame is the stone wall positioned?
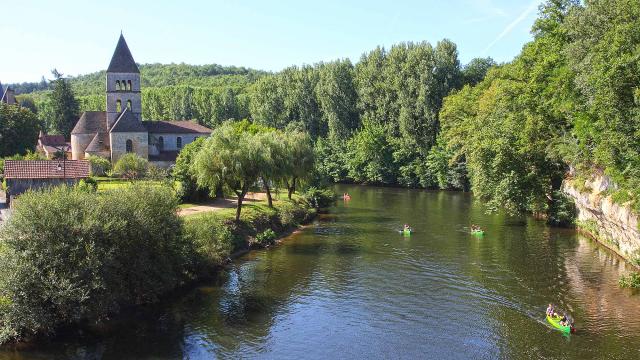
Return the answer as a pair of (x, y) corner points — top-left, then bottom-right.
(149, 133), (202, 152)
(110, 132), (149, 163)
(71, 134), (93, 160)
(563, 174), (640, 265)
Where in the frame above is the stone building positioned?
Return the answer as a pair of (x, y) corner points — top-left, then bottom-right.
(0, 81), (17, 105)
(36, 131), (72, 159)
(3, 160), (90, 206)
(70, 34), (211, 166)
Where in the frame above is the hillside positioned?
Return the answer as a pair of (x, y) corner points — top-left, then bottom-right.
(9, 63), (268, 96)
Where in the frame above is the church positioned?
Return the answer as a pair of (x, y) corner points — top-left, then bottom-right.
(71, 34), (211, 166)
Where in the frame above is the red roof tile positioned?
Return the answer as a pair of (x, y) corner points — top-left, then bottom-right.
(3, 160), (90, 179)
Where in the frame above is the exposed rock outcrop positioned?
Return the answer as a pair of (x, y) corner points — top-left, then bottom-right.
(563, 174), (640, 265)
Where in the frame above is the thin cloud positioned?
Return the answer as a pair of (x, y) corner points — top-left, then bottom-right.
(482, 0), (540, 54)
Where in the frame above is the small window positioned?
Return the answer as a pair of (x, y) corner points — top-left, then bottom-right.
(126, 100), (132, 110)
(128, 80), (132, 91)
(116, 99), (122, 112)
(176, 137), (182, 149)
(158, 136), (164, 151)
(116, 80), (121, 91)
(126, 139), (133, 153)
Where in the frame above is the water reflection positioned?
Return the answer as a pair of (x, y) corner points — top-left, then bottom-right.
(2, 185), (640, 359)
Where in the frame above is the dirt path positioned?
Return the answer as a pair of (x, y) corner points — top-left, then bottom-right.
(177, 192), (268, 217)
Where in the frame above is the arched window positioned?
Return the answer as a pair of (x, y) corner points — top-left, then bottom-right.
(158, 136), (164, 151)
(127, 80), (132, 91)
(126, 100), (132, 110)
(116, 99), (122, 112)
(116, 80), (121, 91)
(126, 139), (133, 153)
(176, 137), (182, 149)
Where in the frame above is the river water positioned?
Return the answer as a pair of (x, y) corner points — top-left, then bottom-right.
(2, 185), (640, 359)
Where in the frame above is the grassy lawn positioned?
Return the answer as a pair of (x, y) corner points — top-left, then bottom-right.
(95, 177), (165, 192)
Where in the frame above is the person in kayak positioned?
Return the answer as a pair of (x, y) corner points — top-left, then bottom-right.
(403, 224), (411, 232)
(471, 224), (482, 232)
(546, 304), (554, 316)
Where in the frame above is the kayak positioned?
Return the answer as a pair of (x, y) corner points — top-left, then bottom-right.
(546, 314), (572, 333)
(399, 229), (412, 235)
(471, 230), (484, 236)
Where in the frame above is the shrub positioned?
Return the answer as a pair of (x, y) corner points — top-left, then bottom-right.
(87, 155), (111, 176)
(619, 272), (640, 288)
(0, 185), (191, 343)
(278, 200), (314, 227)
(76, 177), (98, 192)
(183, 214), (238, 270)
(547, 191), (577, 227)
(255, 229), (277, 246)
(303, 187), (336, 209)
(146, 165), (170, 181)
(113, 153), (148, 180)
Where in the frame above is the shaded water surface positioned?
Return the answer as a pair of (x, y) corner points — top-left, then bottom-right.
(2, 185), (640, 359)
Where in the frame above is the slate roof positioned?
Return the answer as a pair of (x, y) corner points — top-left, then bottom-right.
(85, 132), (110, 153)
(107, 34), (140, 73)
(143, 120), (212, 134)
(110, 108), (147, 132)
(71, 111), (107, 135)
(4, 160), (90, 179)
(39, 134), (67, 146)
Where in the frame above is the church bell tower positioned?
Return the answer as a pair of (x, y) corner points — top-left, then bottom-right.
(106, 34), (142, 128)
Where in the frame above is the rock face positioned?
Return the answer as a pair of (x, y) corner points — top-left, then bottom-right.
(563, 174), (640, 264)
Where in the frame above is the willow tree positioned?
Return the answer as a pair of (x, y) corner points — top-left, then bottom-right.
(193, 123), (263, 221)
(280, 131), (315, 199)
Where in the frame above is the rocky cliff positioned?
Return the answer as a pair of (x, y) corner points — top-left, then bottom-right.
(563, 174), (640, 266)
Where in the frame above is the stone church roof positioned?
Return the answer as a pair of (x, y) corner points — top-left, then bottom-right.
(110, 108), (147, 132)
(71, 111), (107, 135)
(143, 120), (212, 134)
(107, 34), (140, 74)
(85, 132), (110, 153)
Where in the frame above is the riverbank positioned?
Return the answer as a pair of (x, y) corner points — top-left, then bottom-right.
(0, 185), (322, 345)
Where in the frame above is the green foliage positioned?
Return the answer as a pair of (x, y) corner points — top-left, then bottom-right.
(173, 137), (208, 202)
(76, 177), (98, 192)
(547, 190), (576, 227)
(619, 272), (640, 289)
(346, 121), (396, 184)
(0, 103), (41, 158)
(0, 185), (190, 343)
(183, 214), (237, 270)
(86, 155), (111, 176)
(255, 229), (277, 246)
(303, 187), (336, 209)
(47, 70), (79, 139)
(113, 153), (149, 180)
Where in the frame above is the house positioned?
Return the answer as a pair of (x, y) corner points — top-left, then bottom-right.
(70, 34), (211, 167)
(0, 81), (17, 105)
(36, 131), (72, 159)
(3, 160), (90, 205)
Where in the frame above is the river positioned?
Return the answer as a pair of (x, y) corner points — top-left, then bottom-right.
(2, 185), (640, 359)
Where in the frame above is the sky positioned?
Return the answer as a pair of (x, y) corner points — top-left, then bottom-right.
(0, 0), (543, 84)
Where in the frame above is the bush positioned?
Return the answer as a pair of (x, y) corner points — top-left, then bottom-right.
(0, 185), (192, 343)
(146, 165), (170, 181)
(278, 200), (314, 227)
(87, 155), (111, 176)
(547, 191), (577, 227)
(255, 229), (277, 246)
(182, 214), (237, 271)
(303, 187), (336, 209)
(619, 272), (640, 288)
(76, 177), (98, 192)
(113, 153), (148, 180)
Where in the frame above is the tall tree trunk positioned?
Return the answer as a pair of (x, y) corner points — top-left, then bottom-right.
(287, 177), (297, 199)
(235, 185), (248, 221)
(262, 176), (273, 208)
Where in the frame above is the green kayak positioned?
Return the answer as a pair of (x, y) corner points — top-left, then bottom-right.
(471, 230), (484, 236)
(546, 314), (572, 333)
(400, 229), (412, 235)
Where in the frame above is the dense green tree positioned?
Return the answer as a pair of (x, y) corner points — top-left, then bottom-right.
(173, 137), (208, 202)
(462, 57), (497, 87)
(0, 104), (41, 158)
(48, 69), (79, 139)
(316, 60), (359, 140)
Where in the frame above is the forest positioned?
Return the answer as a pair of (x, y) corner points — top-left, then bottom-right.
(6, 0), (639, 221)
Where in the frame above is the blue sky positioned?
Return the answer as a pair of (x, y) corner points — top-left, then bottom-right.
(1, 0), (543, 83)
